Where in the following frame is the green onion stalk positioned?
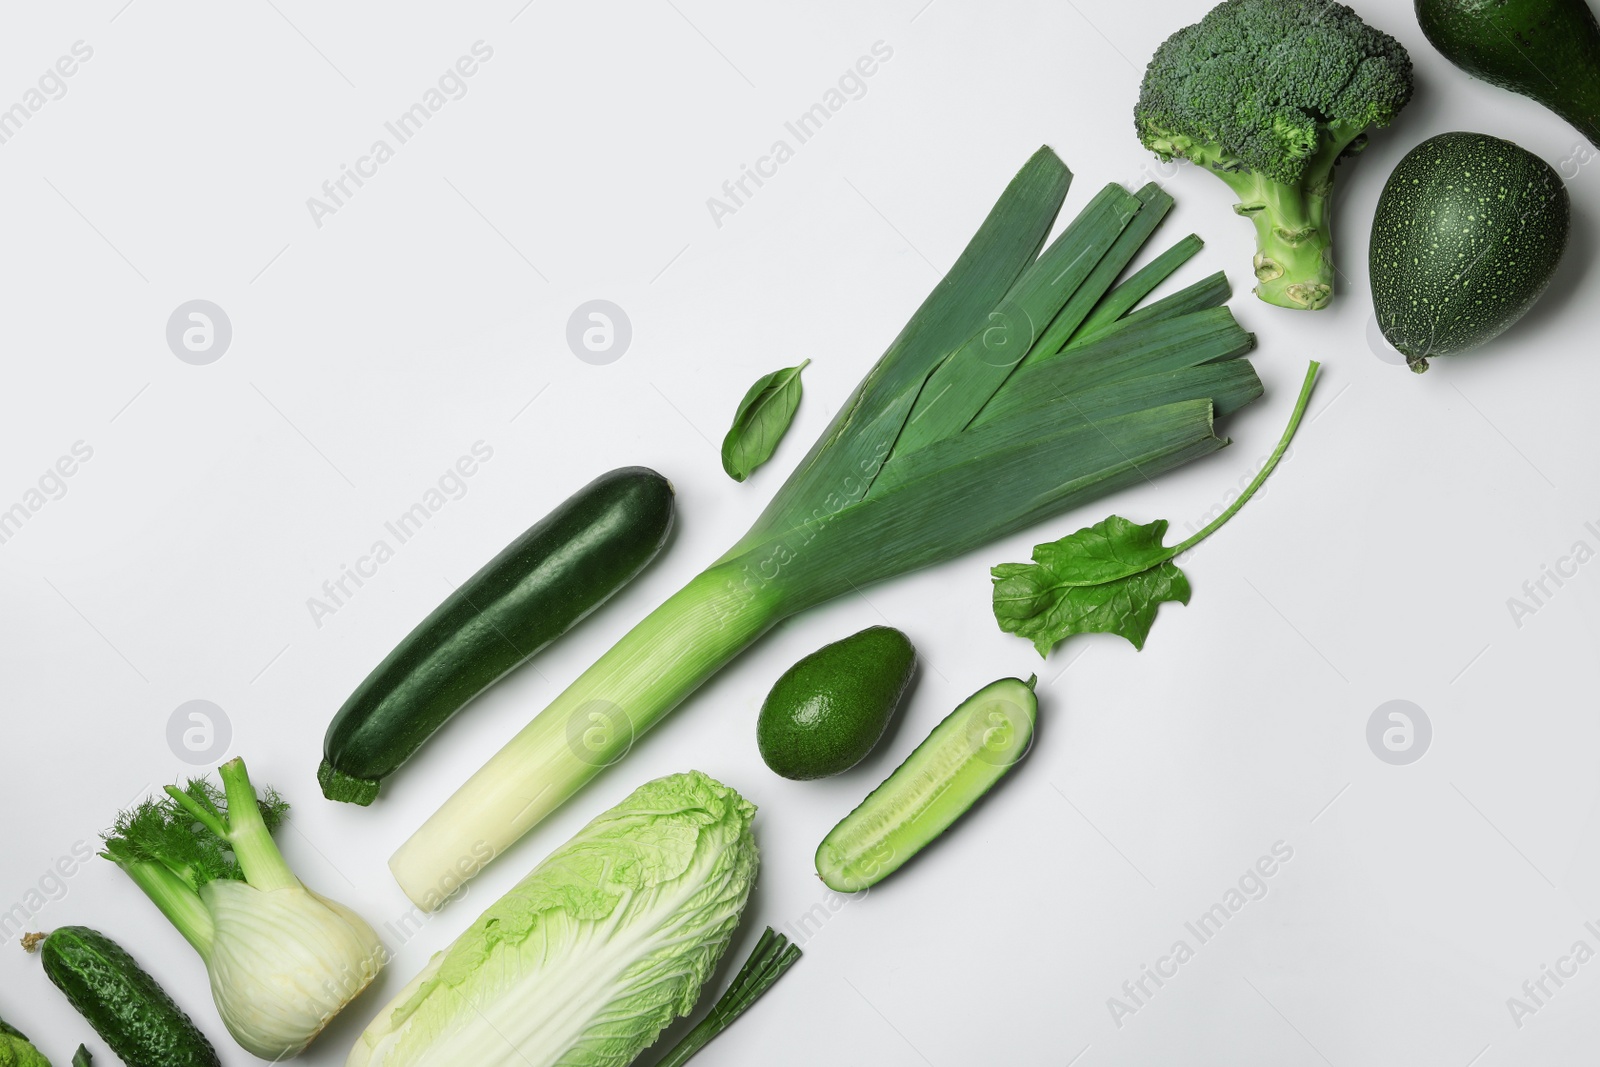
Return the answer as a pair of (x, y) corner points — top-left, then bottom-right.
(391, 145), (1270, 908)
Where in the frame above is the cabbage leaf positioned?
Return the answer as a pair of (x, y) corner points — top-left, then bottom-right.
(349, 771), (758, 1066)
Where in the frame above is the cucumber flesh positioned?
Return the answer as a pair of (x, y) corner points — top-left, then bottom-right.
(38, 926), (220, 1067)
(816, 676), (1037, 892)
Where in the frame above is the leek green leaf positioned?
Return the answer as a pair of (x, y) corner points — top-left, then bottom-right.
(721, 360), (809, 482)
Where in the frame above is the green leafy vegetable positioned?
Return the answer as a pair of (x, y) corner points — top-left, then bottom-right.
(71, 1048), (91, 1067)
(1134, 0), (1414, 310)
(351, 771), (757, 1067)
(100, 758), (383, 1060)
(722, 360), (810, 481)
(650, 927), (801, 1067)
(0, 1014), (51, 1067)
(390, 146), (1267, 907)
(992, 361), (1318, 653)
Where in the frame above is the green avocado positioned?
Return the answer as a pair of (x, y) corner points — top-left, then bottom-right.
(756, 626), (916, 780)
(1416, 0), (1600, 148)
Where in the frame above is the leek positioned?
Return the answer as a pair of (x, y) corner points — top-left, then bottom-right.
(392, 145), (1264, 908)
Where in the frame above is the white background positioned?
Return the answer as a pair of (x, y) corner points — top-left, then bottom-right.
(3, 0), (1599, 1064)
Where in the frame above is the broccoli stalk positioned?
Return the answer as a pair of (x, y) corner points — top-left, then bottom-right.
(1134, 0), (1413, 311)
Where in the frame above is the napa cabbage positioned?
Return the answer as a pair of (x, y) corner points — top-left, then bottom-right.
(350, 770), (757, 1066)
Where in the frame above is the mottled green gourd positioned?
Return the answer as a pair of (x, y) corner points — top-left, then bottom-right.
(756, 626), (916, 780)
(1369, 132), (1570, 371)
(1417, 0), (1600, 147)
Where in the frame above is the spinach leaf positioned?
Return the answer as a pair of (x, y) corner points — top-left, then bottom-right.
(991, 361), (1319, 655)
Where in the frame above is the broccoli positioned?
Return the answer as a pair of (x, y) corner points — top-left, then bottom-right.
(1134, 0), (1414, 311)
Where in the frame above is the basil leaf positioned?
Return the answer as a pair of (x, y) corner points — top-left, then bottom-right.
(720, 360), (810, 482)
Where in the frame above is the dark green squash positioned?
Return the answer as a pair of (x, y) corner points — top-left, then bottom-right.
(319, 466), (674, 803)
(1369, 132), (1570, 371)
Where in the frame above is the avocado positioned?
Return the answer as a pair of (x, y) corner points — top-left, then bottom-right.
(1416, 0), (1600, 148)
(756, 626), (916, 780)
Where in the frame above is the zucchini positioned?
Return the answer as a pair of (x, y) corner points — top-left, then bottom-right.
(320, 466), (674, 804)
(33, 926), (219, 1067)
(816, 675), (1037, 892)
(1369, 132), (1570, 371)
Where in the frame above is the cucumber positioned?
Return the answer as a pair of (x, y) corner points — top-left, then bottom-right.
(816, 675), (1037, 892)
(35, 927), (219, 1067)
(320, 466), (674, 803)
(1369, 132), (1570, 372)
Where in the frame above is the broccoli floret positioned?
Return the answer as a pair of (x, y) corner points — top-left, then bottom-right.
(1134, 0), (1413, 310)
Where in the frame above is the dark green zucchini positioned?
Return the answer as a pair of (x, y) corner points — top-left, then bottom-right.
(35, 927), (219, 1067)
(320, 466), (674, 804)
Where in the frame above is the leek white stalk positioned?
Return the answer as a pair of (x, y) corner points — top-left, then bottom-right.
(102, 758), (384, 1060)
(394, 145), (1267, 908)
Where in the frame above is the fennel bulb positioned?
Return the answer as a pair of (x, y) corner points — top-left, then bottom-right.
(348, 770), (756, 1067)
(100, 757), (384, 1060)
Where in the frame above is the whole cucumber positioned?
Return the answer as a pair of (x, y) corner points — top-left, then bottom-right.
(320, 466), (675, 804)
(35, 927), (219, 1067)
(1416, 0), (1600, 146)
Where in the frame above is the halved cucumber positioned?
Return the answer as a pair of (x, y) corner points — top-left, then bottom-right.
(815, 675), (1037, 892)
